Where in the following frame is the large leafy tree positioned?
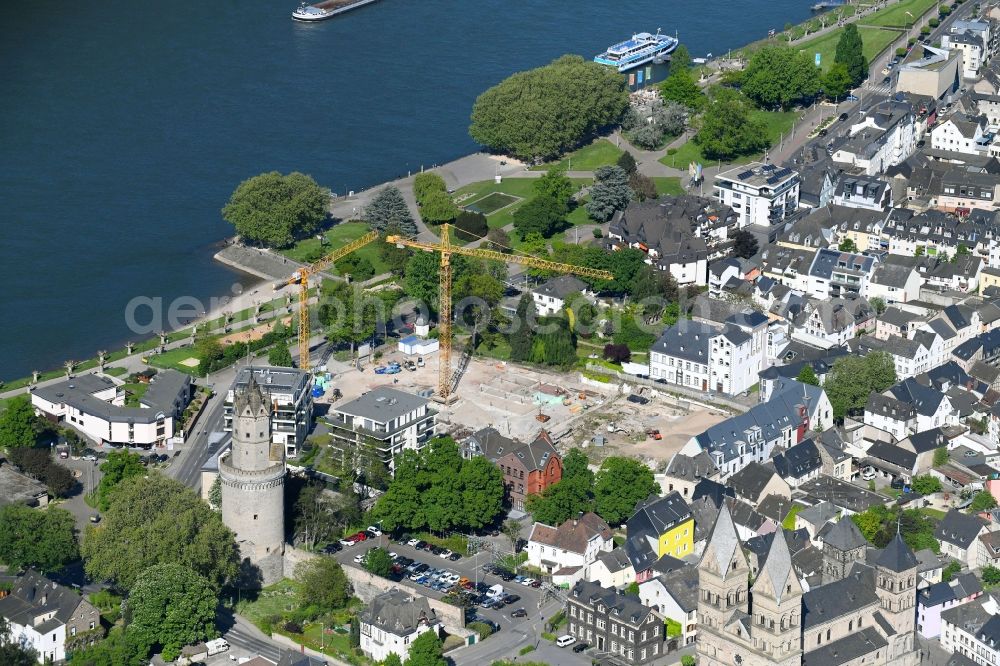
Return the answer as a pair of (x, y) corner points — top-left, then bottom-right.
(419, 190), (460, 225)
(834, 23), (868, 86)
(824, 351), (897, 420)
(365, 185), (416, 235)
(363, 547), (394, 577)
(221, 171), (328, 248)
(741, 46), (821, 109)
(405, 630), (446, 666)
(96, 450), (145, 511)
(294, 556), (352, 612)
(403, 250), (441, 312)
(586, 166), (633, 222)
(525, 448), (595, 526)
(695, 88), (770, 161)
(318, 281), (379, 355)
(126, 564), (217, 662)
(0, 504), (78, 572)
(372, 437), (505, 532)
(267, 343), (294, 367)
(530, 316), (577, 368)
(513, 195), (567, 239)
(824, 62), (854, 100)
(412, 172), (448, 205)
(533, 165), (577, 207)
(659, 66), (705, 111)
(82, 474), (239, 591)
(733, 229), (759, 259)
(593, 457), (658, 525)
(0, 395), (38, 449)
(470, 55), (629, 161)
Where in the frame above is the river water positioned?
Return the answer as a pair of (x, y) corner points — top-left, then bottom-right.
(0, 0), (812, 379)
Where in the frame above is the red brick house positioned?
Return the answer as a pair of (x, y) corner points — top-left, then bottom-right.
(464, 428), (563, 511)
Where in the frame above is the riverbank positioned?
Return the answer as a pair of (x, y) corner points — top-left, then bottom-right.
(2, 0), (939, 395)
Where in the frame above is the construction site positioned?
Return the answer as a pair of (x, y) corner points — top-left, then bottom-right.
(317, 347), (730, 469)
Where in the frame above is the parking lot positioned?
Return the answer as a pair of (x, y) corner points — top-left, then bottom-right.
(328, 532), (552, 635)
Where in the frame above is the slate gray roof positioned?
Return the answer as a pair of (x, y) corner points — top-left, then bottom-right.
(34, 369), (190, 424)
(360, 588), (437, 637)
(876, 533), (918, 572)
(802, 564), (880, 629)
(822, 517), (869, 552)
(650, 320), (722, 365)
(757, 494), (797, 524)
(0, 460), (48, 507)
(888, 378), (947, 417)
(728, 462), (779, 502)
(801, 627), (888, 666)
(335, 386), (431, 424)
(795, 501), (839, 528)
(703, 504), (741, 581)
(865, 441), (917, 471)
(798, 475), (886, 513)
(807, 248), (875, 280)
(529, 512), (611, 556)
(866, 392), (917, 421)
(772, 438), (822, 480)
(871, 262), (916, 288)
(624, 492), (692, 571)
(466, 427), (557, 472)
(534, 275), (588, 300)
(664, 451), (718, 481)
(934, 509), (989, 549)
(654, 566), (699, 613)
(694, 379), (823, 467)
(753, 527), (794, 603)
(941, 597), (992, 640)
(0, 570), (86, 632)
(919, 580), (956, 608)
(569, 580), (655, 625)
(594, 547), (633, 574)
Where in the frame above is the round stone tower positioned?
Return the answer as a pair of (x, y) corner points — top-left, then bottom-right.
(220, 374), (285, 585)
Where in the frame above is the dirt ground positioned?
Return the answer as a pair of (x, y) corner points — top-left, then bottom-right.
(218, 317), (291, 346)
(317, 349), (728, 468)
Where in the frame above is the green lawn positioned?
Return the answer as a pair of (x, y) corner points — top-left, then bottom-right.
(530, 139), (624, 171)
(148, 346), (202, 375)
(279, 222), (390, 275)
(465, 191), (520, 214)
(651, 177), (684, 196)
(797, 26), (900, 72)
(453, 177), (592, 230)
(860, 0), (937, 27)
(919, 507), (947, 520)
(120, 382), (149, 407)
(659, 109), (798, 170)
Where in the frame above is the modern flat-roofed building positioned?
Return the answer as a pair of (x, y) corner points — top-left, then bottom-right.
(32, 370), (190, 448)
(326, 386), (436, 472)
(713, 162), (800, 229)
(223, 366), (312, 458)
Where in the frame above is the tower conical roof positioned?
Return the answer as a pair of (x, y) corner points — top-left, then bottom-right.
(702, 504), (742, 580)
(876, 532), (918, 572)
(235, 373), (268, 416)
(824, 517), (868, 551)
(753, 528), (795, 603)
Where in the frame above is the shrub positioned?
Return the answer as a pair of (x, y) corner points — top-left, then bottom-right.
(283, 621), (303, 634)
(681, 656), (697, 666)
(592, 227), (603, 238)
(454, 210), (489, 241)
(541, 631), (557, 641)
(468, 621), (493, 640)
(519, 645), (536, 655)
(667, 148), (678, 155)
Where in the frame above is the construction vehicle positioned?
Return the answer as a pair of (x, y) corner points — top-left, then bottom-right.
(646, 429), (662, 440)
(386, 224), (612, 399)
(277, 230), (379, 370)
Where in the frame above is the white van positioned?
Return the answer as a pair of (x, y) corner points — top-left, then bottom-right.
(486, 583), (504, 599)
(206, 638), (230, 655)
(556, 635), (576, 647)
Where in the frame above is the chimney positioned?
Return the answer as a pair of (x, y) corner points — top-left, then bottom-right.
(575, 511), (583, 526)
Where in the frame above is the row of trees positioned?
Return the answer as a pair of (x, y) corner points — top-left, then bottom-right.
(371, 436), (506, 533)
(525, 449), (659, 526)
(413, 172), (460, 225)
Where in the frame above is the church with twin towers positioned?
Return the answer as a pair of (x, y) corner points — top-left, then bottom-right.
(696, 505), (919, 666)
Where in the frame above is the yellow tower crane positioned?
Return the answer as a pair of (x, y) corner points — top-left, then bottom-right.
(387, 224), (613, 400)
(278, 230), (379, 370)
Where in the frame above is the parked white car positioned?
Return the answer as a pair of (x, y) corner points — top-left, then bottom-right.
(556, 635), (576, 647)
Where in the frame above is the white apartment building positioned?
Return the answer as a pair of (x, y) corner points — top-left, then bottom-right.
(713, 162), (800, 229)
(931, 113), (991, 154)
(527, 512), (613, 583)
(32, 370), (190, 448)
(326, 386), (436, 472)
(943, 24), (988, 79)
(223, 366), (312, 457)
(831, 100), (917, 175)
(648, 313), (768, 395)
